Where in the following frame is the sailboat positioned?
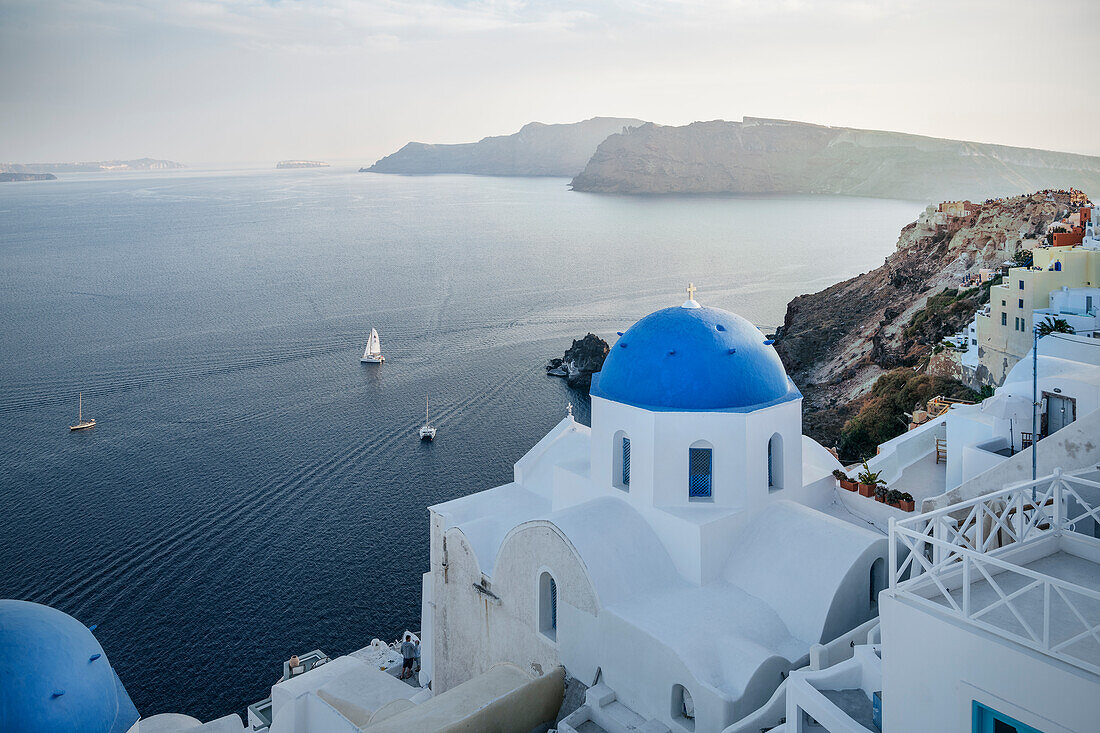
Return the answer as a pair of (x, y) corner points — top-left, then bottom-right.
(419, 395), (436, 442)
(361, 328), (384, 363)
(69, 392), (95, 431)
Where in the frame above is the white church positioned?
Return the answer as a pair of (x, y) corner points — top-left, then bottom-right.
(419, 289), (889, 731)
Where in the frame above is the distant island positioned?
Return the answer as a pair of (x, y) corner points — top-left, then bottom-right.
(0, 172), (56, 182)
(0, 158), (184, 174)
(570, 118), (1100, 200)
(365, 117), (645, 177)
(276, 160), (329, 169)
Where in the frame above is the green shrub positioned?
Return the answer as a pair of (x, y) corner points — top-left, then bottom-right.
(837, 370), (979, 462)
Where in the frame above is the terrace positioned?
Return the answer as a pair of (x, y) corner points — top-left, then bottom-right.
(889, 468), (1100, 675)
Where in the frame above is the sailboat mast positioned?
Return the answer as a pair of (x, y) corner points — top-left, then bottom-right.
(425, 395), (429, 423)
(78, 392), (82, 421)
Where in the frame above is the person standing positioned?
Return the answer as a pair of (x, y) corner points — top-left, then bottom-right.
(399, 635), (417, 680)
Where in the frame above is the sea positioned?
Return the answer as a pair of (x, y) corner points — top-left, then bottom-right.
(0, 167), (924, 720)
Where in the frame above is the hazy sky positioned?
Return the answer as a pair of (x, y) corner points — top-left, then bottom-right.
(2, 0), (1097, 164)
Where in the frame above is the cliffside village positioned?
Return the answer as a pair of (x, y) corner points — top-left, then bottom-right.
(934, 189), (1097, 387)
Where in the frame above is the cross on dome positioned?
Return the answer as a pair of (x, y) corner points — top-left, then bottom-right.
(682, 282), (701, 309)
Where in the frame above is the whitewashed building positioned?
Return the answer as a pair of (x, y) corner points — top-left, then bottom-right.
(783, 466), (1100, 733)
(420, 292), (890, 731)
(1034, 286), (1100, 339)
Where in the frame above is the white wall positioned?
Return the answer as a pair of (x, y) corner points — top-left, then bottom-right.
(427, 520), (597, 693)
(590, 396), (803, 513)
(880, 593), (1098, 733)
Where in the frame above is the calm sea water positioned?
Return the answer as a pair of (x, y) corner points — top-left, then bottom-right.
(0, 167), (923, 719)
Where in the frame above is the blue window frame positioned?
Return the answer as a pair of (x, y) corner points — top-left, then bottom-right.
(622, 438), (631, 487)
(1018, 280), (1025, 290)
(688, 447), (712, 498)
(549, 577), (557, 630)
(972, 702), (1041, 733)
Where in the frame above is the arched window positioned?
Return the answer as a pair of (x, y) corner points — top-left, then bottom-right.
(538, 571), (557, 640)
(688, 442), (713, 500)
(671, 684), (695, 730)
(870, 558), (885, 611)
(613, 431), (630, 490)
(767, 433), (783, 491)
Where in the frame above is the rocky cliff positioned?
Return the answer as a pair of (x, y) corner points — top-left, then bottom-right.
(547, 334), (610, 391)
(774, 190), (1075, 448)
(367, 117), (645, 177)
(570, 118), (1100, 201)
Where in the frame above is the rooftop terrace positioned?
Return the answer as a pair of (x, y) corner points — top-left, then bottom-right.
(890, 468), (1100, 675)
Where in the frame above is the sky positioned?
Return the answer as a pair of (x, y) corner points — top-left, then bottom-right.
(1, 0), (1098, 165)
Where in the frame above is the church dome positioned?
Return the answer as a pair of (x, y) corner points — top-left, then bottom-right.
(591, 302), (797, 411)
(0, 600), (139, 733)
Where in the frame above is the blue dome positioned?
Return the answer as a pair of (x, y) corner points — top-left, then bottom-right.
(0, 600), (139, 733)
(592, 304), (798, 411)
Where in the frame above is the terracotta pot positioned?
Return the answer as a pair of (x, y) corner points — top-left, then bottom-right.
(875, 494), (886, 503)
(899, 499), (915, 512)
(858, 483), (876, 497)
(840, 479), (858, 491)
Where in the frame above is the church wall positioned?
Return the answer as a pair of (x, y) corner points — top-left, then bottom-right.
(590, 396), (656, 503)
(430, 526), (493, 692)
(428, 520), (598, 694)
(742, 400), (805, 511)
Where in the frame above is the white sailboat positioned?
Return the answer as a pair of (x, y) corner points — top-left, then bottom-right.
(419, 395), (436, 441)
(69, 392), (95, 431)
(361, 328), (384, 363)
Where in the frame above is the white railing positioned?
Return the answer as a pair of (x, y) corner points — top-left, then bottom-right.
(889, 469), (1100, 676)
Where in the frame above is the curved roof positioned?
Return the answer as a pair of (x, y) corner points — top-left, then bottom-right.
(592, 304), (797, 411)
(0, 600), (139, 733)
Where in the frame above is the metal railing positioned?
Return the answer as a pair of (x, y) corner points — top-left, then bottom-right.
(889, 469), (1100, 675)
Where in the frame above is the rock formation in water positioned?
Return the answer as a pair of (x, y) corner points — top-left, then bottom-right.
(547, 334), (610, 391)
(570, 118), (1100, 201)
(276, 160), (329, 169)
(773, 190), (1074, 448)
(0, 172), (56, 182)
(367, 117), (645, 177)
(0, 159), (184, 173)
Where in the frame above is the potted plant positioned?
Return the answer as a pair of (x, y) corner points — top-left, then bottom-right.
(833, 469), (857, 491)
(898, 492), (915, 512)
(875, 486), (888, 503)
(886, 489), (903, 507)
(857, 463), (883, 497)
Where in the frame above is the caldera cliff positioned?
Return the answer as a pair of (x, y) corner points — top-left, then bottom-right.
(773, 190), (1076, 453)
(570, 118), (1100, 201)
(367, 117), (645, 177)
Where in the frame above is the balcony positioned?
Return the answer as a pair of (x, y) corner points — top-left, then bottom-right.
(889, 469), (1100, 675)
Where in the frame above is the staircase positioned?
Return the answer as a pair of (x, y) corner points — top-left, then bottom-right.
(558, 683), (671, 733)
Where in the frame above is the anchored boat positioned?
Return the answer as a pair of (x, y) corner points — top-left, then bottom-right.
(70, 392), (95, 431)
(419, 395), (436, 441)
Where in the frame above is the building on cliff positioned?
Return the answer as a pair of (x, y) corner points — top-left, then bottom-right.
(976, 232), (1100, 386)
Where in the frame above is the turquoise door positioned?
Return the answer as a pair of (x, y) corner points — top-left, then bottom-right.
(972, 702), (1043, 733)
